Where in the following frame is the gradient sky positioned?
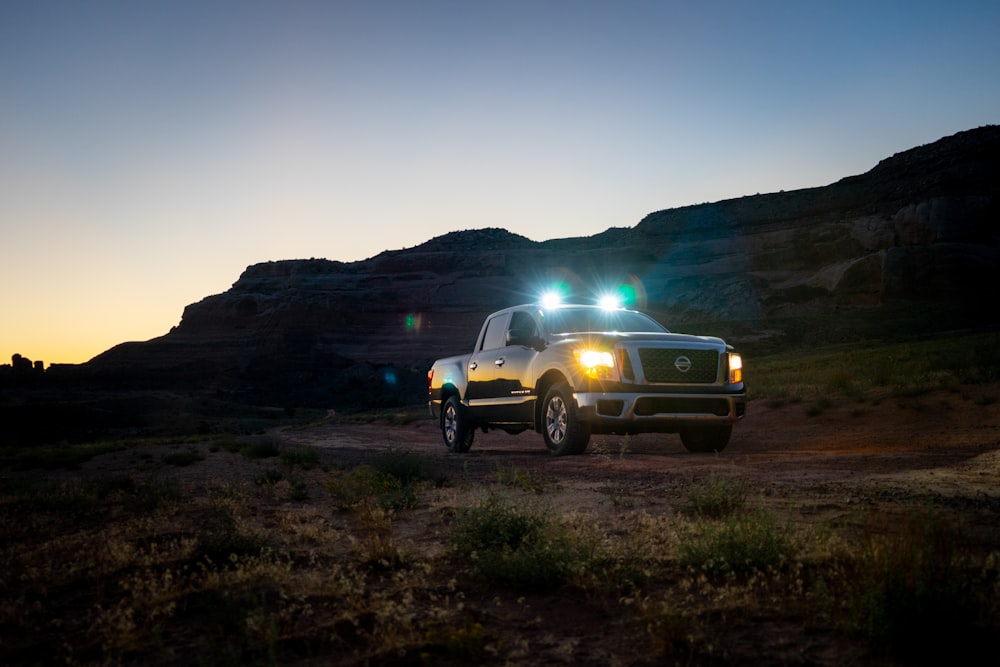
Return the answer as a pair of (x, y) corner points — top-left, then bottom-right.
(2, 1), (998, 365)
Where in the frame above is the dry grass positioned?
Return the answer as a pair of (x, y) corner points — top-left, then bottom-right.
(3, 439), (998, 666)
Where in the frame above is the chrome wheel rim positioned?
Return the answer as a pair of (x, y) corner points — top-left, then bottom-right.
(545, 396), (567, 444)
(444, 404), (457, 445)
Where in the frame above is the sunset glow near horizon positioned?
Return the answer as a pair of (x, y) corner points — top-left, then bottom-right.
(2, 1), (998, 366)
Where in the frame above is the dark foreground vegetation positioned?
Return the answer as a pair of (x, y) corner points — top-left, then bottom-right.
(2, 330), (999, 665)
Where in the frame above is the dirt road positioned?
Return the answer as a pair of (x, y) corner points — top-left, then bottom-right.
(285, 388), (1000, 501)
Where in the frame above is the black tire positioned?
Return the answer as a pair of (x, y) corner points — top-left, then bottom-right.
(541, 382), (590, 455)
(441, 395), (474, 453)
(680, 424), (732, 453)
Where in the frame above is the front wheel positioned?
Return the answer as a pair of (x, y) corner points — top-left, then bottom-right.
(680, 424), (732, 453)
(541, 382), (590, 455)
(441, 395), (474, 453)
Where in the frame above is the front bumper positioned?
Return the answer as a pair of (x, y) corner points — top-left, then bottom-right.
(573, 390), (746, 434)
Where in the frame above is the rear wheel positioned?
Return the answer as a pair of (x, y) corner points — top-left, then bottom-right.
(442, 395), (474, 453)
(541, 382), (590, 455)
(680, 424), (732, 453)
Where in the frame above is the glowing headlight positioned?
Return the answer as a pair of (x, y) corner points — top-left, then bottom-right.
(598, 294), (621, 310)
(541, 291), (564, 308)
(728, 353), (743, 384)
(575, 349), (616, 379)
(578, 350), (614, 368)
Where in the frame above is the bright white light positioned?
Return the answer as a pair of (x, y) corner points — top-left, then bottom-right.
(598, 294), (621, 310)
(541, 291), (563, 308)
(576, 349), (614, 368)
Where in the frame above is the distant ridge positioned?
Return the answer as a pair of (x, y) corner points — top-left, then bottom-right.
(71, 125), (1000, 407)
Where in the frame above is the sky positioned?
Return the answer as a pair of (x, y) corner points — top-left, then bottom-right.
(2, 1), (998, 365)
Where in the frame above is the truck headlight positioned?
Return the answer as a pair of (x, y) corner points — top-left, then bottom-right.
(575, 349), (616, 379)
(728, 353), (743, 384)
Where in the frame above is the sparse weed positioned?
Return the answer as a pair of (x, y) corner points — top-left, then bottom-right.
(190, 506), (270, 567)
(495, 462), (543, 492)
(751, 330), (1000, 405)
(422, 615), (488, 663)
(679, 508), (796, 576)
(591, 435), (632, 460)
(255, 468), (284, 485)
(370, 447), (428, 487)
(684, 474), (748, 519)
(280, 445), (320, 469)
(598, 478), (636, 508)
(328, 463), (418, 511)
(838, 512), (999, 663)
(451, 494), (589, 590)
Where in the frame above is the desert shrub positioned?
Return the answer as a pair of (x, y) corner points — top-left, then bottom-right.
(255, 468), (284, 486)
(328, 464), (417, 511)
(369, 448), (427, 487)
(840, 512), (999, 663)
(451, 494), (587, 590)
(495, 463), (544, 492)
(280, 445), (320, 469)
(679, 508), (796, 576)
(422, 616), (487, 663)
(684, 474), (748, 519)
(191, 507), (269, 567)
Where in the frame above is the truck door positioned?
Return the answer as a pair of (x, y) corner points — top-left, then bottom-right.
(466, 312), (510, 412)
(490, 310), (540, 423)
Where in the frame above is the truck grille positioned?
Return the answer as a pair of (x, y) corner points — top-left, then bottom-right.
(637, 348), (720, 383)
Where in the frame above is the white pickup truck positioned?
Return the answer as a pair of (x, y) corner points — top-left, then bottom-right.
(427, 304), (746, 455)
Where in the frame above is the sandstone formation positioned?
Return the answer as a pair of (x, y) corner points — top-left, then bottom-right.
(83, 126), (1000, 407)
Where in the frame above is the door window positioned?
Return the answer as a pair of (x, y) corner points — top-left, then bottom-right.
(507, 311), (539, 347)
(480, 314), (509, 351)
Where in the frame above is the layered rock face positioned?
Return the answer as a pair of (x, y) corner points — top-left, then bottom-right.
(87, 126), (1000, 407)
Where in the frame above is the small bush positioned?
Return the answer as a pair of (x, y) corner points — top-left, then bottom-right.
(422, 616), (487, 662)
(684, 474), (747, 519)
(192, 507), (269, 566)
(255, 468), (284, 486)
(495, 463), (543, 492)
(451, 494), (586, 590)
(842, 512), (998, 663)
(328, 464), (417, 511)
(370, 448), (428, 486)
(680, 508), (795, 575)
(280, 445), (320, 469)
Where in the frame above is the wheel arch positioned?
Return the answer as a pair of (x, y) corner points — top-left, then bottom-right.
(438, 384), (462, 425)
(534, 370), (569, 432)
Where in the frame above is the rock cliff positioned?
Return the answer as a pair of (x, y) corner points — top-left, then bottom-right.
(86, 126), (1000, 407)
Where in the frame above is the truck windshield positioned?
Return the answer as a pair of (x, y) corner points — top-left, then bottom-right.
(540, 308), (667, 335)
